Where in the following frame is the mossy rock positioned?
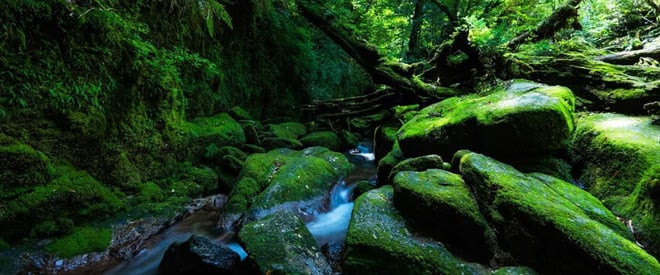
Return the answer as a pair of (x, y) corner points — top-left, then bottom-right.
(570, 113), (660, 257)
(226, 147), (351, 214)
(299, 131), (343, 152)
(0, 137), (52, 193)
(184, 113), (246, 158)
(261, 137), (303, 150)
(398, 80), (576, 160)
(229, 106), (253, 121)
(374, 126), (398, 162)
(386, 154), (447, 185)
(340, 130), (360, 149)
(392, 104), (420, 123)
(239, 120), (262, 145)
(509, 156), (573, 183)
(0, 163), (125, 240)
(238, 211), (331, 274)
(169, 165), (218, 197)
(266, 122), (307, 140)
(204, 145), (247, 174)
(393, 169), (495, 262)
(242, 144), (265, 154)
(376, 142), (405, 185)
(352, 180), (375, 200)
(45, 226), (112, 258)
(343, 186), (487, 274)
(459, 153), (659, 274)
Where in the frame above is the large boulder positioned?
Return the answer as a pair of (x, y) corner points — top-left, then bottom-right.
(238, 211), (331, 274)
(299, 131), (343, 152)
(386, 154), (449, 185)
(570, 113), (660, 257)
(225, 147), (351, 219)
(184, 113), (246, 158)
(0, 136), (52, 191)
(160, 234), (240, 274)
(398, 80), (575, 160)
(393, 169), (494, 262)
(343, 186), (486, 274)
(373, 126), (398, 162)
(265, 122), (307, 140)
(460, 153), (660, 274)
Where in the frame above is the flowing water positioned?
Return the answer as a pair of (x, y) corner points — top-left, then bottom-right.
(103, 143), (376, 274)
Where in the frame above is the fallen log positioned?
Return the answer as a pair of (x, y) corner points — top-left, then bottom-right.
(597, 45), (660, 65)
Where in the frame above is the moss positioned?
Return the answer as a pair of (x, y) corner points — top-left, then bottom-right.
(0, 141), (52, 191)
(344, 186), (486, 274)
(386, 154), (446, 185)
(226, 148), (350, 213)
(340, 130), (360, 148)
(181, 113), (246, 159)
(242, 144), (265, 154)
(266, 122), (307, 140)
(460, 153), (660, 274)
(398, 80), (576, 160)
(261, 137), (303, 150)
(510, 157), (573, 183)
(392, 104), (420, 123)
(138, 182), (165, 203)
(0, 163), (125, 240)
(30, 218), (74, 238)
(228, 106), (253, 121)
(299, 131), (343, 151)
(376, 142), (405, 185)
(393, 169), (495, 262)
(570, 113), (660, 257)
(66, 108), (107, 140)
(374, 126), (399, 162)
(168, 164), (218, 197)
(238, 211), (331, 274)
(45, 227), (112, 258)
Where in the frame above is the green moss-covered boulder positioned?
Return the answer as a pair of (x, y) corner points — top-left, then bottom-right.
(398, 80), (576, 159)
(492, 266), (538, 275)
(386, 154), (447, 185)
(340, 130), (360, 149)
(509, 156), (573, 183)
(45, 226), (112, 258)
(460, 153), (659, 274)
(344, 186), (486, 274)
(239, 211), (331, 274)
(0, 140), (52, 192)
(229, 106), (253, 121)
(393, 169), (494, 262)
(374, 126), (398, 162)
(184, 113), (245, 158)
(299, 131), (343, 152)
(226, 147), (351, 215)
(0, 164), (125, 240)
(570, 113), (660, 257)
(261, 137), (303, 150)
(266, 122), (307, 140)
(376, 142), (405, 185)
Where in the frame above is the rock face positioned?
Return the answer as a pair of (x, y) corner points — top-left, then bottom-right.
(159, 234), (240, 275)
(392, 169), (494, 262)
(238, 211), (331, 274)
(398, 80), (576, 159)
(570, 113), (660, 257)
(460, 152), (660, 274)
(343, 186), (486, 274)
(225, 147), (351, 217)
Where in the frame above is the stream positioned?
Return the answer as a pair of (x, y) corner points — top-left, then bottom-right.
(102, 143), (376, 274)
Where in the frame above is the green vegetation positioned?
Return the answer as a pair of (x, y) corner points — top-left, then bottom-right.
(45, 227), (112, 258)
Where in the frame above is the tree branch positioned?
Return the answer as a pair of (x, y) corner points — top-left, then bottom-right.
(508, 0), (583, 49)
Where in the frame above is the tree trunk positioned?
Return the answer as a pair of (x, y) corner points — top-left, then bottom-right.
(407, 0), (425, 58)
(508, 0), (583, 49)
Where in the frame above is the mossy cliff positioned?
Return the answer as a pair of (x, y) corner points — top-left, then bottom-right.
(0, 0), (369, 251)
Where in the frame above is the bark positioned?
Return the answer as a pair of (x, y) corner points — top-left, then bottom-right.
(597, 45), (660, 65)
(508, 0), (583, 49)
(429, 0), (458, 25)
(407, 0), (426, 57)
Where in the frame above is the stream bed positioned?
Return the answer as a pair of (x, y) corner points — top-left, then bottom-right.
(102, 143), (376, 274)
